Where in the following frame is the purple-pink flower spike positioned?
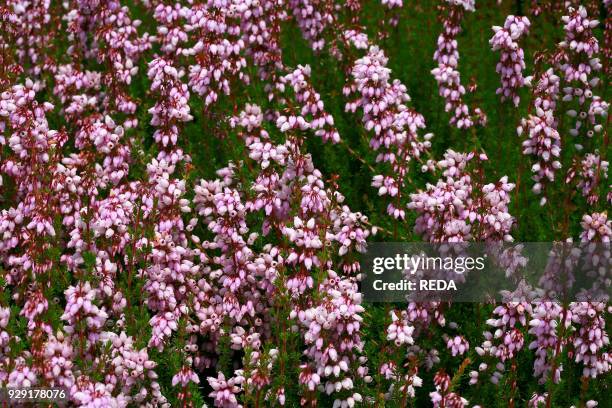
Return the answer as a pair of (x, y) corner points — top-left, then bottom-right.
(490, 15), (530, 106)
(432, 0), (486, 129)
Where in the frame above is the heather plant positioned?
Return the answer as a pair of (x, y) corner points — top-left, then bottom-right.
(490, 15), (531, 106)
(432, 0), (486, 129)
(0, 1), (610, 407)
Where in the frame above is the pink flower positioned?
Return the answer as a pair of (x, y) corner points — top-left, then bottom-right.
(207, 372), (242, 408)
(173, 366), (200, 387)
(447, 335), (469, 356)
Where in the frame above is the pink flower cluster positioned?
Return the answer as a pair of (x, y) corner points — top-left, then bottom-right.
(184, 0), (249, 106)
(559, 6), (601, 122)
(289, 0), (334, 52)
(430, 370), (468, 407)
(447, 335), (469, 356)
(480, 300), (530, 367)
(558, 6), (609, 205)
(518, 68), (561, 205)
(409, 150), (515, 242)
(192, 93), (371, 404)
(489, 15), (530, 106)
(64, 0), (152, 115)
(240, 0), (285, 85)
(346, 46), (432, 219)
(576, 153), (609, 205)
(278, 65), (340, 143)
(432, 0), (486, 129)
(296, 272), (367, 407)
(5, 0), (56, 77)
(528, 301), (566, 384)
(147, 57), (193, 150)
(570, 302), (610, 378)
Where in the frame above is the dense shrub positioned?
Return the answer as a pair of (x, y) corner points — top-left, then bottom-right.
(0, 0), (609, 407)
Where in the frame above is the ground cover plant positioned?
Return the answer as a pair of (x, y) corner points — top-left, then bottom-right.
(0, 0), (610, 406)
